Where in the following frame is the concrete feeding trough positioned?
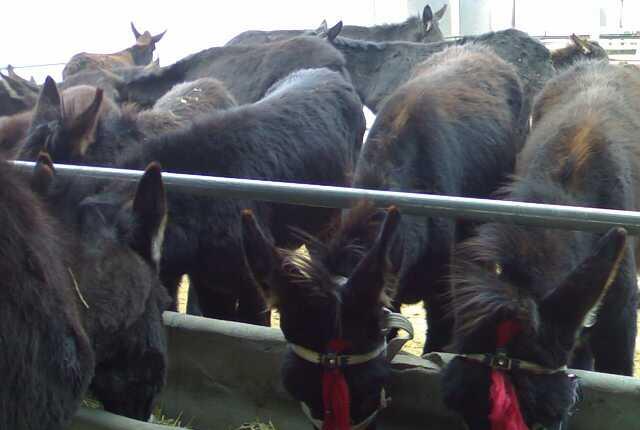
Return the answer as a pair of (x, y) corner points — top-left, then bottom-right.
(71, 311), (640, 430)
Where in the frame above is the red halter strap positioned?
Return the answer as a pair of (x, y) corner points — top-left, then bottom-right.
(322, 339), (351, 430)
(489, 320), (528, 430)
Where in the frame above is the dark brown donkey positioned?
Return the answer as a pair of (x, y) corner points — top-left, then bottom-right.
(324, 44), (526, 354)
(442, 61), (640, 430)
(63, 23), (166, 79)
(0, 157), (94, 430)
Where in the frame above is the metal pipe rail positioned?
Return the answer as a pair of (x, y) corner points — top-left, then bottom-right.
(11, 160), (640, 234)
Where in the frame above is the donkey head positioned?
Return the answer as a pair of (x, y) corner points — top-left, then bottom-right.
(129, 23), (166, 66)
(242, 207), (400, 429)
(419, 4), (447, 43)
(442, 226), (627, 429)
(22, 77), (115, 162)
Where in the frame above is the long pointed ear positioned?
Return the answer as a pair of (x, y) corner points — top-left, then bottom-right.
(435, 4), (447, 20)
(66, 87), (104, 157)
(32, 76), (61, 126)
(241, 209), (288, 305)
(151, 29), (167, 44)
(570, 34), (591, 55)
(132, 162), (167, 267)
(131, 22), (142, 39)
(346, 207), (400, 308)
(422, 5), (434, 31)
(542, 227), (627, 328)
(31, 151), (55, 196)
(326, 21), (343, 42)
(314, 19), (328, 36)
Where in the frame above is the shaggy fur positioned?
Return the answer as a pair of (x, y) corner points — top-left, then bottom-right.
(325, 44), (526, 354)
(226, 4), (446, 45)
(112, 68), (365, 323)
(63, 23), (165, 79)
(119, 35), (348, 108)
(443, 61), (640, 429)
(0, 158), (95, 429)
(241, 207), (399, 428)
(330, 28), (554, 120)
(152, 78), (237, 121)
(31, 155), (172, 420)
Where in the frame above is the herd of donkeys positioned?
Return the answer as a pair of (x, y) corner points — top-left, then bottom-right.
(3, 4), (638, 430)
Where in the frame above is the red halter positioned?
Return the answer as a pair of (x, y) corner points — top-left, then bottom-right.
(322, 339), (351, 430)
(489, 320), (528, 430)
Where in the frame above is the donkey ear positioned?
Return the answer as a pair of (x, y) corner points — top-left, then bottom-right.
(241, 209), (288, 304)
(422, 5), (434, 29)
(542, 227), (627, 328)
(31, 151), (55, 196)
(67, 88), (104, 157)
(151, 29), (167, 44)
(32, 76), (61, 127)
(131, 22), (142, 39)
(315, 19), (329, 36)
(570, 34), (591, 55)
(346, 207), (400, 308)
(132, 162), (167, 267)
(326, 21), (343, 42)
(434, 4), (447, 20)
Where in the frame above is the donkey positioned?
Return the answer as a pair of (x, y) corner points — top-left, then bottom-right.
(551, 34), (608, 71)
(330, 28), (554, 117)
(31, 153), (171, 420)
(323, 44), (525, 354)
(441, 61), (640, 429)
(226, 4), (447, 46)
(63, 22), (166, 79)
(241, 207), (401, 430)
(118, 28), (347, 108)
(0, 157), (95, 430)
(0, 69), (39, 116)
(60, 59), (160, 102)
(108, 67), (365, 323)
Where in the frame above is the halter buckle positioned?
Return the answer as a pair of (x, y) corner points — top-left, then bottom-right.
(490, 352), (513, 371)
(321, 352), (346, 369)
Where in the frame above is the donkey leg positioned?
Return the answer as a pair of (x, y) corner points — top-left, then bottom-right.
(160, 270), (184, 312)
(423, 280), (454, 354)
(590, 263), (637, 376)
(190, 271), (238, 321)
(570, 337), (594, 371)
(185, 275), (203, 316)
(237, 276), (270, 326)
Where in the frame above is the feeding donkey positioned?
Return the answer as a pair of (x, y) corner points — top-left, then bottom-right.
(242, 206), (409, 430)
(441, 61), (640, 429)
(108, 67), (365, 323)
(63, 22), (166, 79)
(226, 4), (447, 45)
(0, 157), (94, 430)
(323, 44), (526, 354)
(31, 153), (171, 420)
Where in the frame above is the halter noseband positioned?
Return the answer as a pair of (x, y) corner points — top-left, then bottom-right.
(289, 279), (414, 430)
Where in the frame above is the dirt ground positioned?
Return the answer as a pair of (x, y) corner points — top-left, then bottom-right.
(176, 279), (640, 376)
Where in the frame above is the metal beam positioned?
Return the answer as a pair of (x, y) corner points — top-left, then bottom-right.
(11, 160), (640, 234)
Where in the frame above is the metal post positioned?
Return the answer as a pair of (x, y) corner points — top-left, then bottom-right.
(11, 160), (640, 234)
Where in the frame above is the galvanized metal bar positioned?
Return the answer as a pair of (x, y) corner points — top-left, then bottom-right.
(11, 160), (640, 234)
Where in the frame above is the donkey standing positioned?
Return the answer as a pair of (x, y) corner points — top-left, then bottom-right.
(63, 23), (166, 79)
(442, 61), (640, 429)
(324, 44), (526, 354)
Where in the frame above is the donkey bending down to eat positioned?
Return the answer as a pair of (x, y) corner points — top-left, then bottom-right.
(242, 207), (403, 430)
(326, 44), (526, 353)
(0, 157), (94, 430)
(442, 61), (640, 429)
(99, 67), (365, 324)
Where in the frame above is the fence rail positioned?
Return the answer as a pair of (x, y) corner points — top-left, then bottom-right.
(11, 160), (640, 234)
